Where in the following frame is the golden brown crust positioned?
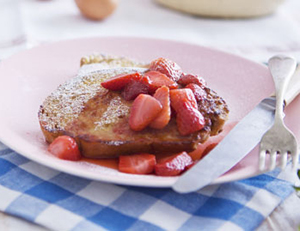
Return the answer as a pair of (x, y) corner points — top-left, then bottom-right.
(199, 87), (229, 136)
(76, 134), (202, 158)
(38, 55), (229, 158)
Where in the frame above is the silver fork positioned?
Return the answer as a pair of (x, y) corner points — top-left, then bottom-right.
(259, 55), (298, 171)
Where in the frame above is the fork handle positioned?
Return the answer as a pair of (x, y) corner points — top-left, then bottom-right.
(284, 64), (300, 106)
(268, 55), (297, 118)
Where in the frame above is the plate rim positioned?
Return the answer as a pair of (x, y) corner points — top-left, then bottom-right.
(0, 36), (270, 187)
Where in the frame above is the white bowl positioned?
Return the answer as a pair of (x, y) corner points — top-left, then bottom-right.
(155, 0), (285, 18)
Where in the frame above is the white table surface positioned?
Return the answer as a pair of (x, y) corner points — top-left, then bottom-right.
(2, 0), (300, 62)
(1, 0), (300, 230)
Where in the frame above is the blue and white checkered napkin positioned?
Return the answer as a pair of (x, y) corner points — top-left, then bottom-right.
(0, 142), (296, 231)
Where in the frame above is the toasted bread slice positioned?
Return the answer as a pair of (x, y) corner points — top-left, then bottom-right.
(38, 55), (229, 158)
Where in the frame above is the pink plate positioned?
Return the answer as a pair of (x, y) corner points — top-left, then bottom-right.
(0, 37), (299, 187)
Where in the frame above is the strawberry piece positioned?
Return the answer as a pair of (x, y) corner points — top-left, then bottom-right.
(144, 71), (178, 92)
(185, 83), (207, 101)
(178, 73), (207, 87)
(170, 88), (198, 111)
(188, 121), (238, 161)
(119, 154), (156, 174)
(188, 143), (208, 161)
(101, 72), (142, 91)
(48, 136), (81, 161)
(149, 58), (183, 82)
(202, 143), (218, 157)
(129, 94), (162, 131)
(122, 79), (150, 101)
(170, 89), (205, 135)
(185, 161), (197, 171)
(176, 106), (205, 135)
(154, 152), (193, 176)
(149, 86), (171, 129)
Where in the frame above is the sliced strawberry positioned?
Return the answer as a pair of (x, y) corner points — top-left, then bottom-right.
(176, 105), (205, 135)
(170, 89), (205, 135)
(189, 140), (220, 161)
(149, 86), (171, 129)
(154, 152), (193, 176)
(188, 121), (238, 161)
(101, 72), (142, 91)
(144, 71), (178, 92)
(188, 143), (208, 161)
(185, 161), (197, 171)
(129, 94), (162, 131)
(48, 136), (81, 161)
(178, 73), (207, 87)
(122, 79), (150, 101)
(149, 58), (183, 82)
(185, 83), (207, 101)
(119, 154), (156, 174)
(202, 143), (218, 156)
(169, 88), (198, 111)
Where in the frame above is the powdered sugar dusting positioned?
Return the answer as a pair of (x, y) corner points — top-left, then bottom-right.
(94, 95), (130, 130)
(39, 65), (147, 131)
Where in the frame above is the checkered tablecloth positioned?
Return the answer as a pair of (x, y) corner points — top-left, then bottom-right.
(1, 0), (300, 229)
(0, 141), (297, 231)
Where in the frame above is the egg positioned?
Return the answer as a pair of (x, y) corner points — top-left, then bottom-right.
(75, 0), (118, 20)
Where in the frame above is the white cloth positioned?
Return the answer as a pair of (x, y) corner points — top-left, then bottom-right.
(18, 0), (300, 62)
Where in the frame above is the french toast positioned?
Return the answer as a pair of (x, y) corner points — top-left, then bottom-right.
(38, 54), (229, 158)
